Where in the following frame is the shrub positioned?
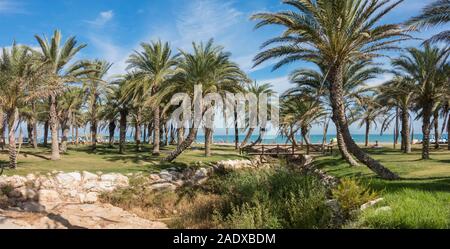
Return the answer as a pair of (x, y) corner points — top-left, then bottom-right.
(357, 189), (450, 229)
(209, 169), (333, 229)
(332, 178), (378, 218)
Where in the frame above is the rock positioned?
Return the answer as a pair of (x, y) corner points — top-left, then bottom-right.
(375, 206), (392, 213)
(7, 175), (27, 188)
(159, 171), (174, 181)
(84, 192), (98, 204)
(38, 189), (61, 208)
(150, 183), (176, 192)
(360, 198), (384, 211)
(193, 168), (209, 181)
(149, 174), (161, 181)
(82, 171), (99, 181)
(19, 201), (45, 212)
(101, 173), (129, 186)
(26, 173), (36, 182)
(56, 172), (82, 188)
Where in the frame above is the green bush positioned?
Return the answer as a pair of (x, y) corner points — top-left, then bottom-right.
(357, 189), (450, 229)
(208, 169), (333, 229)
(332, 178), (378, 218)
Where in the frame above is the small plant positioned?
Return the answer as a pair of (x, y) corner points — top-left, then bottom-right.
(332, 178), (378, 218)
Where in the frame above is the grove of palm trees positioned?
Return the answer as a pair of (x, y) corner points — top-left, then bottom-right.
(0, 0), (449, 232)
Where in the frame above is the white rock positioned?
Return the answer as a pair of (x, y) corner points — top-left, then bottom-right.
(38, 189), (61, 204)
(150, 183), (176, 192)
(84, 192), (98, 204)
(26, 174), (36, 182)
(100, 173), (128, 186)
(56, 172), (82, 187)
(82, 171), (99, 181)
(360, 198), (384, 211)
(375, 206), (392, 213)
(149, 174), (161, 181)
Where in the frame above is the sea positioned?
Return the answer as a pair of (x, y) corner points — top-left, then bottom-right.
(45, 133), (448, 144)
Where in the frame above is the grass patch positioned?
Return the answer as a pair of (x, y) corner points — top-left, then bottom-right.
(0, 143), (246, 176)
(355, 189), (450, 229)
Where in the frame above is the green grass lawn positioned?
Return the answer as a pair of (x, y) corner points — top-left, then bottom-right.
(316, 145), (450, 228)
(0, 143), (246, 176)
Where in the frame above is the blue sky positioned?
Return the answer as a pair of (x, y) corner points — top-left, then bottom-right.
(0, 0), (447, 135)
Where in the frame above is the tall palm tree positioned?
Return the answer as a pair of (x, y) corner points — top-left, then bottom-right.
(355, 95), (386, 147)
(163, 40), (246, 161)
(287, 60), (380, 165)
(240, 82), (275, 148)
(125, 40), (178, 155)
(113, 74), (134, 154)
(407, 0), (450, 44)
(251, 0), (409, 179)
(392, 45), (449, 159)
(379, 77), (415, 153)
(0, 44), (45, 168)
(71, 59), (112, 151)
(34, 30), (87, 160)
(58, 87), (83, 153)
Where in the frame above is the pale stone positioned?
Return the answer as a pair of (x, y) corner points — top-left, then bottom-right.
(84, 192), (98, 204)
(150, 183), (176, 192)
(82, 171), (99, 181)
(361, 198), (384, 211)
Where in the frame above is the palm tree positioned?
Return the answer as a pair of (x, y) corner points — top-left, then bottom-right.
(125, 40), (178, 155)
(71, 60), (112, 151)
(407, 0), (450, 44)
(251, 0), (409, 179)
(379, 77), (415, 153)
(34, 30), (87, 160)
(0, 44), (45, 168)
(163, 40), (246, 161)
(355, 95), (386, 147)
(113, 74), (135, 154)
(280, 95), (326, 154)
(58, 87), (83, 153)
(392, 45), (449, 159)
(240, 82), (275, 148)
(287, 60), (380, 166)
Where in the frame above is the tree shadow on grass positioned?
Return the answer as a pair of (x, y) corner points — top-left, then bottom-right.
(367, 177), (450, 193)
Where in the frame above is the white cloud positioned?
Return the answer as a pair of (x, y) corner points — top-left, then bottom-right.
(258, 76), (291, 95)
(86, 10), (114, 27)
(0, 0), (25, 14)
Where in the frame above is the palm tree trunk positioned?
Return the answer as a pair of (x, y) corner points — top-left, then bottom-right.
(329, 65), (398, 179)
(170, 124), (176, 145)
(49, 95), (60, 160)
(394, 107), (399, 150)
(322, 118), (329, 146)
(401, 108), (411, 153)
(135, 111), (142, 152)
(152, 106), (160, 155)
(27, 123), (33, 147)
(434, 111), (440, 149)
(119, 110), (128, 154)
(164, 127), (198, 162)
(447, 112), (450, 150)
(240, 128), (255, 148)
(0, 113), (5, 151)
(164, 124), (169, 147)
(333, 117), (359, 166)
(31, 102), (38, 149)
(301, 127), (311, 155)
(91, 101), (98, 152)
(75, 126), (79, 146)
(60, 121), (69, 153)
(43, 120), (49, 147)
(364, 120), (370, 147)
(109, 120), (116, 147)
(234, 110), (239, 149)
(7, 109), (18, 169)
(205, 128), (212, 156)
(422, 105), (432, 159)
(177, 127), (184, 146)
(148, 122), (153, 144)
(143, 123), (147, 144)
